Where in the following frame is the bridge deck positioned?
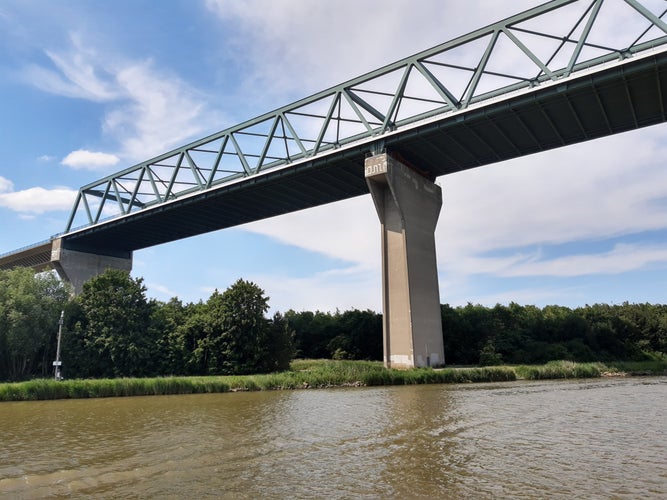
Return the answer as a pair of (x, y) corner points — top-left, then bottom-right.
(60, 50), (667, 258)
(0, 241), (53, 272)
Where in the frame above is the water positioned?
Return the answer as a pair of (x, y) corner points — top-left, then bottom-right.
(1, 377), (666, 498)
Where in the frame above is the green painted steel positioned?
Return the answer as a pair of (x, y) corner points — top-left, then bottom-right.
(63, 0), (667, 234)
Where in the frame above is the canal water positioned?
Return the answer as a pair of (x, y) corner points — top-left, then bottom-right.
(1, 377), (665, 498)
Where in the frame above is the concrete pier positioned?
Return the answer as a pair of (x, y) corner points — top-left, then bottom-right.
(50, 238), (133, 294)
(365, 153), (445, 369)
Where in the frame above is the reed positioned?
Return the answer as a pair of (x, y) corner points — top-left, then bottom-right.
(0, 359), (662, 402)
(605, 358), (667, 376)
(514, 360), (603, 380)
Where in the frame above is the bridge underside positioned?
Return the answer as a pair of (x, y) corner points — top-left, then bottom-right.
(0, 242), (53, 272)
(27, 51), (667, 258)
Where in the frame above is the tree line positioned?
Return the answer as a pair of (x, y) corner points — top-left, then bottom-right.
(0, 267), (665, 381)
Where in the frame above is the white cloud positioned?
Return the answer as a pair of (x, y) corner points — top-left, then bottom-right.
(244, 265), (381, 314)
(242, 196), (379, 270)
(0, 186), (77, 214)
(438, 126), (667, 264)
(458, 243), (667, 279)
(20, 62), (111, 102)
(61, 149), (120, 170)
(241, 126), (667, 291)
(21, 33), (119, 102)
(22, 33), (221, 165)
(145, 282), (179, 300)
(104, 62), (213, 160)
(204, 0), (544, 104)
(0, 176), (13, 193)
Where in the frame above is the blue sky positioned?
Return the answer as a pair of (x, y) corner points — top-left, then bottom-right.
(1, 0), (666, 312)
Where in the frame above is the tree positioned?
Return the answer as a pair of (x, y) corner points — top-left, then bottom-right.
(263, 312), (295, 372)
(330, 309), (382, 360)
(73, 269), (154, 377)
(443, 303), (494, 365)
(478, 340), (503, 366)
(201, 279), (293, 375)
(0, 269), (70, 380)
(175, 301), (213, 375)
(285, 309), (338, 359)
(148, 297), (190, 376)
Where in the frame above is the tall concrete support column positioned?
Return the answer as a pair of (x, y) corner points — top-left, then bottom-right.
(365, 153), (444, 369)
(50, 238), (133, 295)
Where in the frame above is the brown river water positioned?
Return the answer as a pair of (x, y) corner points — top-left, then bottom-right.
(1, 377), (665, 499)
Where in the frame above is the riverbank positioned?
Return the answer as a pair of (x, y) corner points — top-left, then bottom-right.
(1, 359), (665, 402)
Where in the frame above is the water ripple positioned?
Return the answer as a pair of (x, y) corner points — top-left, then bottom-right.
(1, 377), (665, 498)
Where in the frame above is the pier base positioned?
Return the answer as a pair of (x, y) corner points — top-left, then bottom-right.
(365, 153), (444, 369)
(50, 238), (133, 295)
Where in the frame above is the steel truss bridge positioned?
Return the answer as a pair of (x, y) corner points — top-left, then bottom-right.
(1, 0), (666, 271)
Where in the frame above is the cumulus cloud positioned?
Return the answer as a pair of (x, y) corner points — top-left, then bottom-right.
(0, 186), (77, 214)
(438, 127), (667, 262)
(242, 125), (667, 297)
(220, 265), (381, 314)
(61, 149), (120, 170)
(243, 196), (379, 270)
(0, 176), (13, 193)
(457, 242), (667, 279)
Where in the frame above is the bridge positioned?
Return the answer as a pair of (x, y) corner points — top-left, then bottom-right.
(2, 0), (666, 368)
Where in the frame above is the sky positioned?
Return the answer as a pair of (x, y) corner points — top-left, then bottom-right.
(0, 0), (666, 313)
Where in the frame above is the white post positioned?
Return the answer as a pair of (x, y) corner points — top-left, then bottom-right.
(53, 310), (64, 381)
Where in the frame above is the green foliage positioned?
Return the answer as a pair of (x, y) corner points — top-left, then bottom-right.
(0, 376), (234, 401)
(204, 279), (271, 374)
(3, 355), (667, 402)
(0, 269), (70, 380)
(264, 312), (296, 372)
(285, 308), (382, 360)
(4, 263), (667, 383)
(70, 269), (155, 378)
(478, 340), (503, 366)
(606, 353), (667, 375)
(171, 279), (295, 376)
(59, 276), (295, 379)
(442, 301), (667, 365)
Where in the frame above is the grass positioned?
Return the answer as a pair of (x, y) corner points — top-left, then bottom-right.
(514, 360), (605, 380)
(605, 358), (667, 376)
(0, 358), (664, 402)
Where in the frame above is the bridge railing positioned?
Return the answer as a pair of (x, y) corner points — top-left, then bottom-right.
(64, 0), (667, 233)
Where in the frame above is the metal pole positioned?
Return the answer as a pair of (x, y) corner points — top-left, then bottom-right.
(53, 310), (64, 381)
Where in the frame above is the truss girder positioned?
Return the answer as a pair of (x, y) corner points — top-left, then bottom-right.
(63, 0), (667, 240)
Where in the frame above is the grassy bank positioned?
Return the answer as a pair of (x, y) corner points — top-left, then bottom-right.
(1, 359), (665, 402)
